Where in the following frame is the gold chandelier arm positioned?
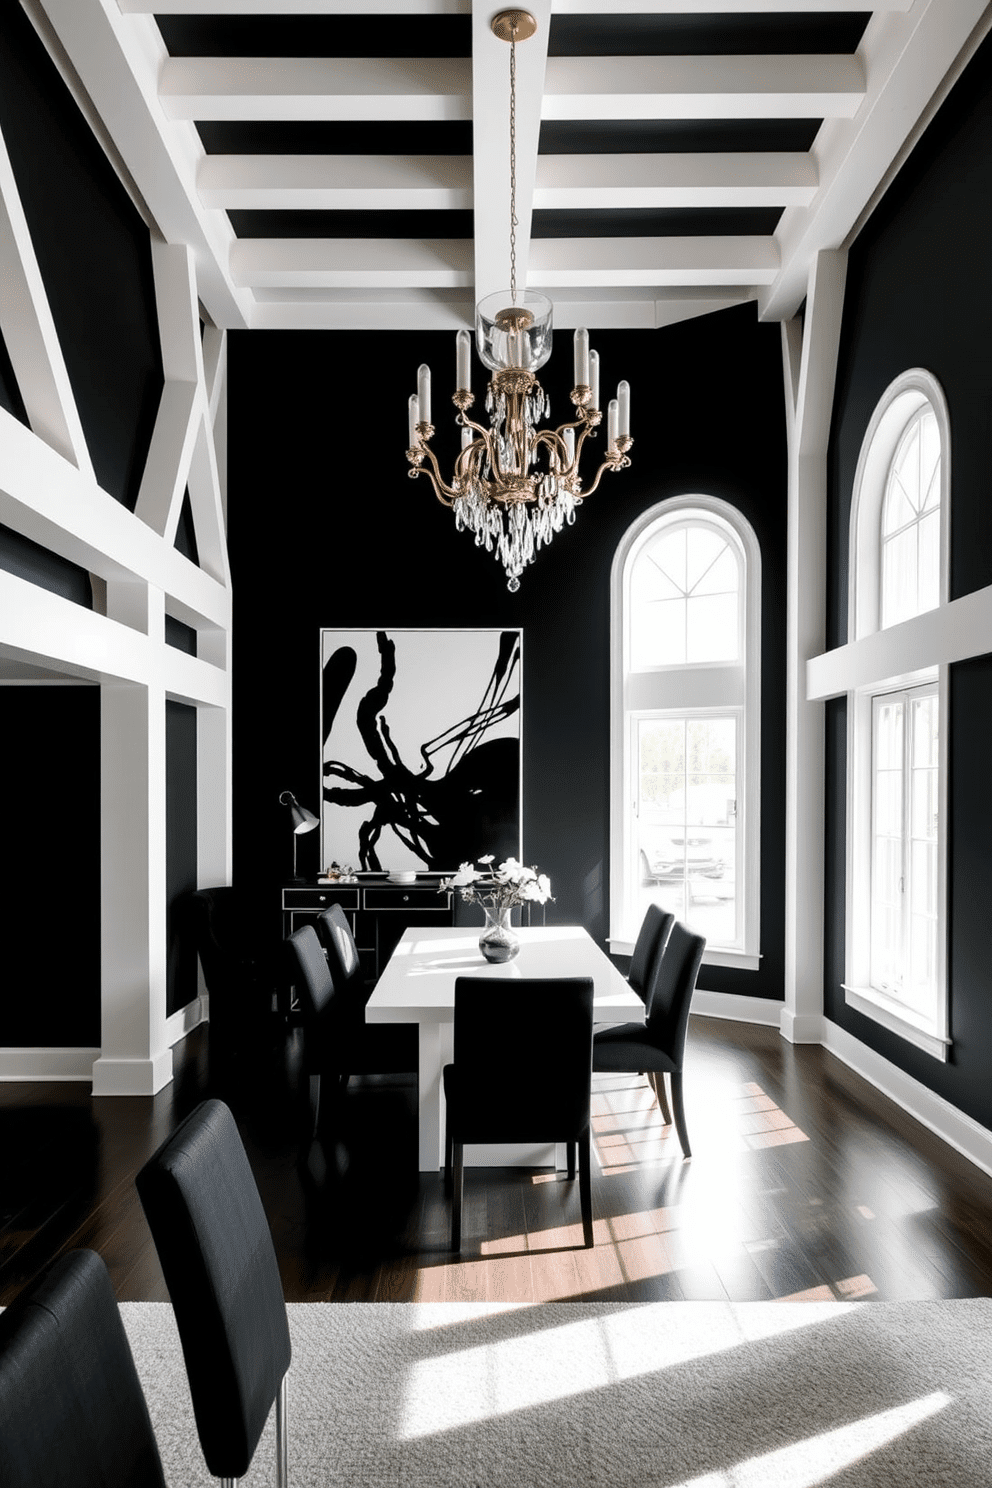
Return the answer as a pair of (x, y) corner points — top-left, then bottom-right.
(576, 437), (634, 498)
(406, 440), (459, 505)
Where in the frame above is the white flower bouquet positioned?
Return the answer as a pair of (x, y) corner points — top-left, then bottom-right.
(440, 855), (553, 914)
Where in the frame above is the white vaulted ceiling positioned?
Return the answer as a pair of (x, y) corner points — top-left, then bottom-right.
(25, 0), (992, 331)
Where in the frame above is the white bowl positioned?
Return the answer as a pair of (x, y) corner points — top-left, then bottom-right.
(387, 871), (417, 884)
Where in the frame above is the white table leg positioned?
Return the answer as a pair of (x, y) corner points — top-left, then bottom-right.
(417, 1020), (453, 1172)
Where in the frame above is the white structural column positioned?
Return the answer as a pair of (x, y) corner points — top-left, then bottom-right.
(93, 584), (172, 1096)
(781, 249), (847, 1045)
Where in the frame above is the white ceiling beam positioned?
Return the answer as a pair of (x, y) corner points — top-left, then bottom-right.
(160, 57), (472, 120)
(250, 296), (474, 330)
(231, 237), (474, 288)
(472, 1), (552, 305)
(534, 152), (817, 208)
(542, 53), (864, 119)
(553, 0), (912, 10)
(122, 0), (469, 11)
(760, 0), (991, 318)
(198, 154), (473, 210)
(529, 234), (779, 286)
(38, 0), (250, 329)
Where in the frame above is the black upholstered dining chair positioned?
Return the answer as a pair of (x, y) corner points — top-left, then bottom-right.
(0, 1248), (166, 1488)
(314, 902), (370, 1012)
(443, 976), (595, 1252)
(285, 924), (416, 1134)
(593, 920), (705, 1159)
(136, 1099), (291, 1488)
(627, 904), (675, 1003)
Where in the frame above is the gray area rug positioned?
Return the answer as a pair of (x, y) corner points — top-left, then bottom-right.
(121, 1298), (992, 1487)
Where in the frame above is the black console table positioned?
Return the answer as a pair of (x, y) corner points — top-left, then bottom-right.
(281, 876), (455, 981)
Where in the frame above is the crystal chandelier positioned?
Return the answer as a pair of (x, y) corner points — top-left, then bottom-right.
(404, 8), (633, 592)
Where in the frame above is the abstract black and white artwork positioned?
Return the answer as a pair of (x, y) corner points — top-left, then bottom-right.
(320, 629), (521, 873)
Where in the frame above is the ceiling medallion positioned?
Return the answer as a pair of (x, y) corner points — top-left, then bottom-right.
(404, 9), (633, 591)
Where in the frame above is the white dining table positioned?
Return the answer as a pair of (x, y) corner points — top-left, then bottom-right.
(365, 923), (644, 1171)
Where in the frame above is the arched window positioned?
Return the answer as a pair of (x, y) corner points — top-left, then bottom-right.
(845, 370), (950, 1059)
(611, 496), (761, 969)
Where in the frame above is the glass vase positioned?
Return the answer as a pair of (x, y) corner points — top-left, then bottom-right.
(479, 903), (519, 963)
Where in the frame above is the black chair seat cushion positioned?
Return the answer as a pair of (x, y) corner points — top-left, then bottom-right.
(136, 1100), (292, 1480)
(592, 1022), (677, 1075)
(0, 1249), (166, 1488)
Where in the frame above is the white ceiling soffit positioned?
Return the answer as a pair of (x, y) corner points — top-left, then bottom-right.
(30, 0), (992, 331)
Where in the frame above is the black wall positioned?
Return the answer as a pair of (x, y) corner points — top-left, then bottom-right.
(228, 301), (788, 998)
(825, 30), (992, 1122)
(166, 700), (198, 1017)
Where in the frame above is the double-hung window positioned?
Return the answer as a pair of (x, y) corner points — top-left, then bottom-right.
(611, 497), (761, 969)
(845, 372), (950, 1059)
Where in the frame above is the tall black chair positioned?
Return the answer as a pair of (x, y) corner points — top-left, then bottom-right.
(136, 1099), (291, 1487)
(443, 976), (595, 1252)
(0, 1248), (166, 1488)
(284, 924), (416, 1134)
(314, 903), (370, 1014)
(627, 904), (675, 1003)
(188, 886), (276, 1057)
(594, 920), (705, 1159)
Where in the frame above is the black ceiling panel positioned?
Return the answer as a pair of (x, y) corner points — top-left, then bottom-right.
(196, 120), (473, 156)
(156, 15), (471, 57)
(531, 207), (783, 238)
(228, 209), (474, 239)
(548, 12), (870, 57)
(539, 119), (821, 154)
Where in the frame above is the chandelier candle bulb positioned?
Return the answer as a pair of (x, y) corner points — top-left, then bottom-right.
(563, 427), (575, 465)
(573, 327), (589, 390)
(589, 349), (600, 411)
(608, 397), (619, 448)
(461, 424), (474, 449)
(417, 363), (431, 426)
(408, 393), (420, 447)
(618, 380), (630, 437)
(456, 329), (471, 392)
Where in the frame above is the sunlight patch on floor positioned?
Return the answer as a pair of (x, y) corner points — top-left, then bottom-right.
(397, 1302), (865, 1440)
(666, 1392), (951, 1488)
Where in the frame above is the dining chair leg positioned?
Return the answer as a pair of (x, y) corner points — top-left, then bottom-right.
(307, 1073), (321, 1140)
(670, 1072), (692, 1159)
(276, 1371), (288, 1488)
(649, 1069), (672, 1126)
(451, 1141), (464, 1251)
(566, 1140), (576, 1180)
(579, 1129), (594, 1249)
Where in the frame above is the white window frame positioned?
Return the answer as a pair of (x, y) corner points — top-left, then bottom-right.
(610, 495), (762, 970)
(843, 369), (951, 1060)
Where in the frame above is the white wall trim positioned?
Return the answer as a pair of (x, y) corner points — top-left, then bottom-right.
(91, 1049), (174, 1096)
(822, 1017), (992, 1181)
(0, 1047), (101, 1082)
(165, 995), (206, 1046)
(692, 990), (783, 1026)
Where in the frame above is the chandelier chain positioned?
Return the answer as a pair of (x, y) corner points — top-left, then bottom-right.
(509, 26), (518, 304)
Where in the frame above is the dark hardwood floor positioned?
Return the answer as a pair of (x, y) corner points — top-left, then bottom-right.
(3, 1014), (992, 1307)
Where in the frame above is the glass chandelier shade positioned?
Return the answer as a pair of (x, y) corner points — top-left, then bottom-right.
(404, 12), (633, 591)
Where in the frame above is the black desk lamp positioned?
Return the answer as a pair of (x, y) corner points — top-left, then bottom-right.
(279, 790), (319, 883)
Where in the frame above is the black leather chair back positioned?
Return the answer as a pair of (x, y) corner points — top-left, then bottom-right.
(136, 1099), (292, 1481)
(0, 1249), (166, 1488)
(448, 977), (594, 1144)
(286, 922), (337, 1021)
(315, 904), (368, 1011)
(644, 920), (706, 1063)
(627, 904), (675, 1002)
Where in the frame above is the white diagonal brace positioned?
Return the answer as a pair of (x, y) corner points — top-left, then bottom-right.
(187, 409), (230, 586)
(136, 244), (204, 541)
(0, 119), (93, 475)
(472, 0), (552, 305)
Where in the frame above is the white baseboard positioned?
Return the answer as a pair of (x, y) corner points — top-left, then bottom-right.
(822, 1018), (992, 1180)
(0, 1047), (100, 1081)
(91, 1049), (174, 1097)
(166, 996), (206, 1046)
(692, 989), (784, 1026)
(780, 1007), (825, 1044)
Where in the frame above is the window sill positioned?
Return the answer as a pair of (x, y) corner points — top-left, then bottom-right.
(609, 937), (760, 972)
(842, 984), (950, 1062)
